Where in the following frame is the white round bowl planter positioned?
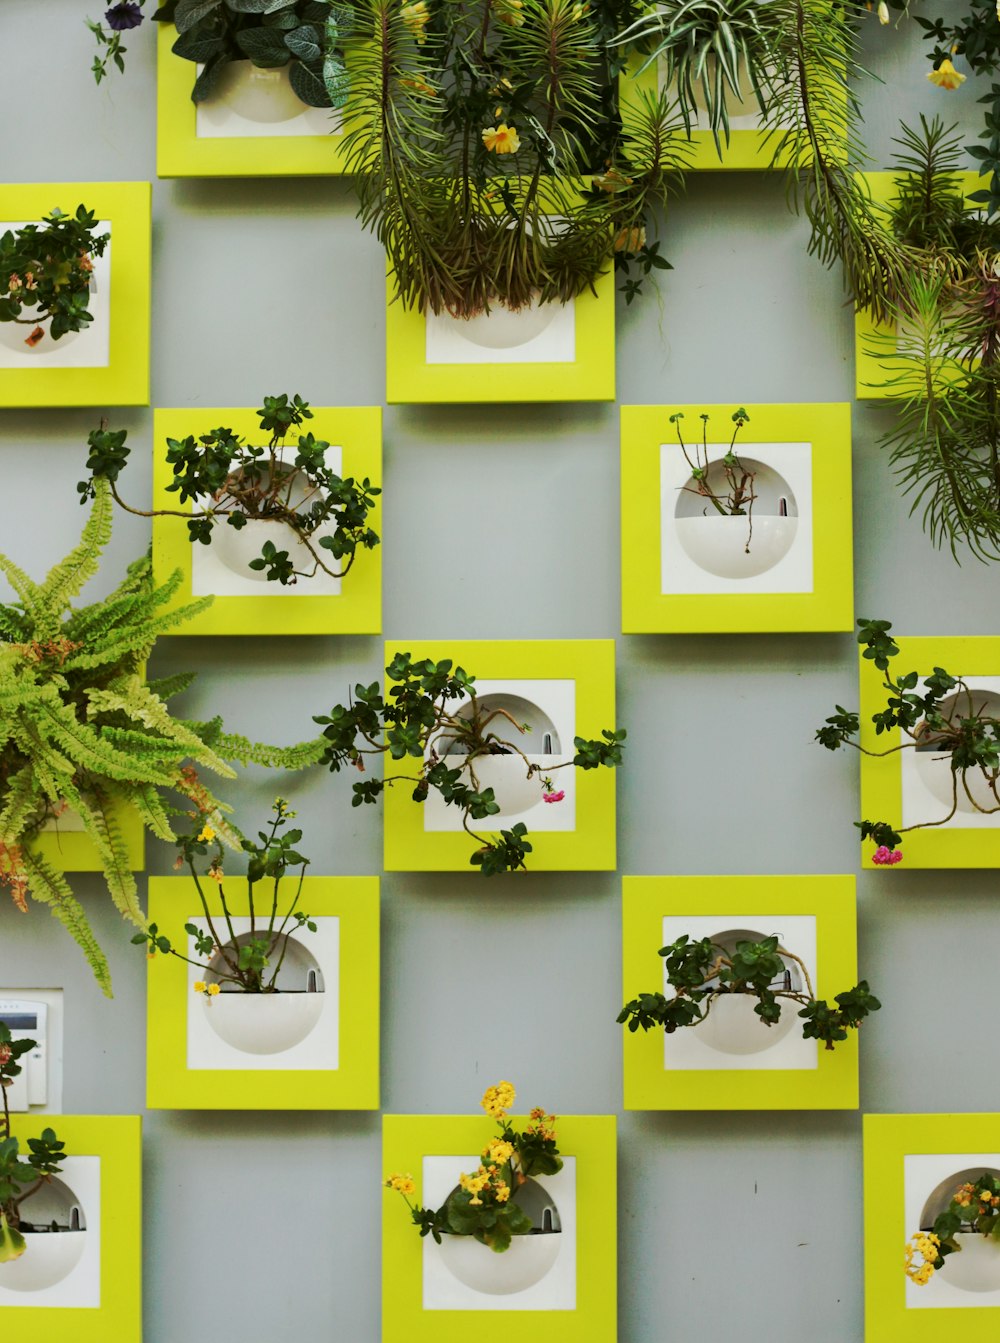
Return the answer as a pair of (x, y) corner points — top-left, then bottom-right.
(454, 752), (558, 818)
(438, 1229), (562, 1296)
(212, 61), (307, 124)
(674, 514), (798, 580)
(0, 1176), (86, 1294)
(0, 278), (94, 357)
(210, 516), (319, 585)
(201, 931), (324, 1056)
(914, 689), (1000, 816)
(693, 927), (804, 1057)
(940, 1232), (1000, 1294)
(448, 297), (560, 351)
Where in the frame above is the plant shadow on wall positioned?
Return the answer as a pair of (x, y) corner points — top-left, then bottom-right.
(82, 392), (381, 587)
(385, 1081), (562, 1253)
(0, 1024), (75, 1277)
(0, 207), (108, 353)
(0, 479), (328, 997)
(619, 931), (880, 1049)
(314, 653), (625, 873)
(817, 618), (1000, 862)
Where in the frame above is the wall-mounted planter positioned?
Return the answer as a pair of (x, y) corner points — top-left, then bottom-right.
(860, 637), (1000, 868)
(385, 268), (615, 405)
(382, 1114), (615, 1340)
(145, 876), (379, 1110)
(865, 1116), (1000, 1338)
(0, 1115), (140, 1340)
(383, 640), (617, 871)
(854, 171), (981, 400)
(156, 26), (354, 177)
(622, 875), (861, 1110)
(0, 183), (150, 409)
(26, 796), (144, 880)
(621, 403), (853, 633)
(151, 405), (381, 635)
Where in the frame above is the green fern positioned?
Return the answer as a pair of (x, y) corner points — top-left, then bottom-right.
(0, 479), (327, 996)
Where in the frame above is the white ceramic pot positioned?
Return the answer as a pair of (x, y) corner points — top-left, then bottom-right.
(941, 1231), (1000, 1294)
(448, 296), (559, 351)
(452, 753), (558, 817)
(695, 992), (797, 1056)
(211, 517), (318, 584)
(0, 305), (86, 356)
(914, 690), (1000, 816)
(0, 1230), (87, 1293)
(674, 514), (797, 579)
(202, 991), (324, 1055)
(438, 1230), (561, 1296)
(213, 60), (306, 124)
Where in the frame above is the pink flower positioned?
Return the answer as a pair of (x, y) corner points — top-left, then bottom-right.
(542, 790), (565, 804)
(872, 845), (903, 866)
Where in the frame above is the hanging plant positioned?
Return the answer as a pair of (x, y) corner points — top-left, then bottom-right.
(0, 207), (109, 350)
(343, 0), (688, 317)
(80, 393), (381, 586)
(0, 479), (325, 996)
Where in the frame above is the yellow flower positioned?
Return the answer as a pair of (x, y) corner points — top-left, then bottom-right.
(193, 981), (207, 994)
(198, 823), (215, 842)
(482, 124), (521, 154)
(481, 1080), (516, 1117)
(398, 76), (438, 97)
(485, 1139), (514, 1164)
(401, 0), (429, 41)
(384, 1172), (416, 1196)
(206, 983), (221, 996)
(927, 59), (966, 90)
(495, 1182), (511, 1203)
(496, 0), (524, 26)
(613, 226), (646, 255)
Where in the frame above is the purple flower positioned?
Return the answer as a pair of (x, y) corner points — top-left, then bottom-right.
(105, 2), (144, 30)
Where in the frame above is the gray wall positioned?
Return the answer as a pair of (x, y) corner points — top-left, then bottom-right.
(0, 4), (996, 1340)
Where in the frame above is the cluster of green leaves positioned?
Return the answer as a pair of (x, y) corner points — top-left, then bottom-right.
(134, 799), (317, 992)
(0, 1026), (67, 1250)
(344, 0), (688, 316)
(927, 1172), (1000, 1270)
(0, 207), (110, 343)
(618, 932), (881, 1050)
(153, 0), (350, 106)
(0, 482), (326, 996)
(313, 653), (625, 873)
(916, 1), (1000, 217)
(817, 617), (1000, 850)
(80, 394), (380, 586)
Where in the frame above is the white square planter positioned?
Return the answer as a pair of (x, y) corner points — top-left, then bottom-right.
(0, 1155), (100, 1308)
(190, 443), (344, 598)
(0, 222), (111, 370)
(422, 678), (577, 833)
(194, 61), (343, 139)
(901, 675), (1000, 831)
(904, 1153), (1000, 1308)
(659, 439), (814, 595)
(660, 913), (819, 1072)
(425, 297), (576, 365)
(420, 1154), (576, 1310)
(185, 915), (339, 1071)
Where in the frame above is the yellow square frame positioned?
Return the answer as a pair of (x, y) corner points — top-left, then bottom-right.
(859, 634), (1000, 869)
(382, 639), (618, 871)
(620, 403), (854, 633)
(0, 182), (151, 408)
(855, 172), (981, 400)
(27, 804), (144, 875)
(621, 874), (861, 1110)
(151, 405), (381, 635)
(382, 1113), (616, 1341)
(864, 1112), (1000, 1341)
(385, 267), (616, 404)
(145, 875), (379, 1109)
(156, 24), (354, 177)
(0, 1114), (141, 1340)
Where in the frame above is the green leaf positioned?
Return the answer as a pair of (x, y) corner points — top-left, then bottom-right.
(289, 58), (332, 106)
(235, 26), (292, 65)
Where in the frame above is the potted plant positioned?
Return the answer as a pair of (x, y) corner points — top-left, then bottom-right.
(905, 1171), (1000, 1293)
(0, 206), (109, 355)
(136, 799), (325, 1056)
(343, 0), (687, 320)
(668, 407), (798, 578)
(313, 652), (625, 873)
(618, 930), (880, 1051)
(817, 618), (1000, 863)
(385, 1081), (564, 1295)
(0, 477), (327, 997)
(0, 1024), (82, 1292)
(80, 393), (381, 587)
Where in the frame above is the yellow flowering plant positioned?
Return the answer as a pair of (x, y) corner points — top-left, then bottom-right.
(904, 1173), (1000, 1285)
(384, 1082), (563, 1253)
(133, 799), (318, 995)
